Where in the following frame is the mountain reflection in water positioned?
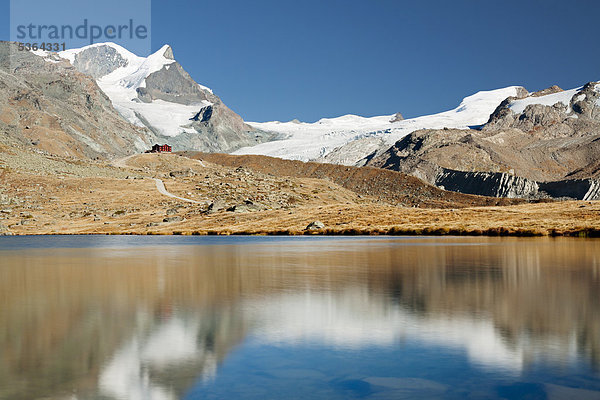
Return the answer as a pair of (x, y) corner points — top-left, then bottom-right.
(0, 237), (599, 399)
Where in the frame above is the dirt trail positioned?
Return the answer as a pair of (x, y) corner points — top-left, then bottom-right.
(113, 154), (203, 204)
(153, 178), (202, 204)
(1, 152), (599, 237)
(111, 154), (140, 169)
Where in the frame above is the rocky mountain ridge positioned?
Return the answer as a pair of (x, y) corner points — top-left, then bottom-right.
(0, 41), (156, 159)
(368, 82), (600, 199)
(3, 39), (600, 201)
(0, 41), (277, 157)
(60, 43), (274, 153)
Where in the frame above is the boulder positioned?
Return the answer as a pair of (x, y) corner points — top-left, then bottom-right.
(206, 200), (226, 214)
(169, 168), (196, 178)
(163, 216), (183, 223)
(306, 221), (325, 230)
(0, 223), (11, 235)
(226, 200), (262, 213)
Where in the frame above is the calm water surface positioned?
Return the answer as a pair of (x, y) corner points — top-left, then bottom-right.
(0, 236), (599, 400)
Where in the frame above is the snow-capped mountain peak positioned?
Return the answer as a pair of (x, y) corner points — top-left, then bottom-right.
(48, 42), (271, 152)
(37, 42), (596, 165)
(234, 86), (526, 164)
(59, 42), (179, 92)
(58, 42), (138, 65)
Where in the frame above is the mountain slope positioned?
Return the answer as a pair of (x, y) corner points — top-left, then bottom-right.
(187, 152), (523, 208)
(367, 83), (600, 199)
(57, 43), (273, 152)
(232, 86), (527, 163)
(0, 41), (156, 158)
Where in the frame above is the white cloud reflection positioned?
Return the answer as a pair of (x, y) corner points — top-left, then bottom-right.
(99, 314), (216, 400)
(96, 288), (583, 399)
(245, 288), (576, 373)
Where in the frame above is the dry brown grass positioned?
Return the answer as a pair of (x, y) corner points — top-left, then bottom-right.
(1, 153), (599, 237)
(188, 152), (525, 208)
(2, 175), (599, 237)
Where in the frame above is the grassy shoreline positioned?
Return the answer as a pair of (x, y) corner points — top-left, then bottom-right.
(4, 226), (600, 237)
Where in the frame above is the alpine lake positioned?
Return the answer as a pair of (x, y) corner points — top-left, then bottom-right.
(0, 235), (599, 400)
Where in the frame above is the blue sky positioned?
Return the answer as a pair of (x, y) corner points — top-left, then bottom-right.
(3, 0), (600, 122)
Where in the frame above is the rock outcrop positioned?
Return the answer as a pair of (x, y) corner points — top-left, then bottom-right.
(436, 169), (600, 200)
(390, 112), (404, 122)
(136, 58), (214, 106)
(486, 82), (600, 131)
(570, 82), (600, 119)
(436, 170), (540, 199)
(368, 83), (600, 200)
(179, 103), (273, 153)
(531, 85), (563, 97)
(71, 45), (129, 79)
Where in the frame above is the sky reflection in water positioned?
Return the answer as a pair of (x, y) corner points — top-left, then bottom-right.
(0, 236), (599, 399)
